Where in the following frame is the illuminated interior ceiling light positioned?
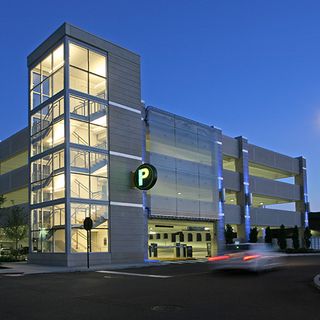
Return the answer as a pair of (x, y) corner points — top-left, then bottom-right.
(230, 199), (234, 202)
(91, 115), (107, 126)
(177, 192), (182, 195)
(260, 202), (264, 205)
(54, 175), (65, 191)
(54, 122), (65, 143)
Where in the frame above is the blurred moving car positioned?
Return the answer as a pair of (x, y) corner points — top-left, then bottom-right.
(208, 243), (285, 272)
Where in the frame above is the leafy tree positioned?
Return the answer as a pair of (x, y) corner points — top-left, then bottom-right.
(304, 227), (312, 249)
(265, 226), (272, 244)
(292, 225), (300, 250)
(249, 227), (258, 243)
(225, 224), (234, 244)
(3, 206), (28, 258)
(0, 195), (6, 208)
(277, 224), (287, 250)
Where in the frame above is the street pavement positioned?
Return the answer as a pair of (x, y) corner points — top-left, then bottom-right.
(0, 256), (319, 320)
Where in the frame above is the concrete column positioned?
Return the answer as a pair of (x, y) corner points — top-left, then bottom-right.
(295, 157), (309, 245)
(213, 127), (225, 254)
(235, 136), (251, 242)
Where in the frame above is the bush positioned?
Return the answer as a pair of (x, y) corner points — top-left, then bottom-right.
(304, 227), (312, 249)
(292, 225), (300, 249)
(265, 226), (272, 244)
(225, 224), (234, 244)
(249, 227), (258, 243)
(277, 224), (287, 250)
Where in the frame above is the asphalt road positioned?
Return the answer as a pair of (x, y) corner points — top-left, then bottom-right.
(0, 256), (319, 320)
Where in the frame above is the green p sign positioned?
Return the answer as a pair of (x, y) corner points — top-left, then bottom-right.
(134, 164), (157, 190)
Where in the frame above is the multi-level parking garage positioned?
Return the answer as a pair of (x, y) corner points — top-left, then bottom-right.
(0, 23), (309, 266)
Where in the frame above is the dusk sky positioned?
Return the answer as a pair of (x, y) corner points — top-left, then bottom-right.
(0, 0), (319, 210)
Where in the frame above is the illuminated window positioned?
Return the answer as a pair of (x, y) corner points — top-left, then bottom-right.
(30, 44), (64, 109)
(69, 43), (107, 99)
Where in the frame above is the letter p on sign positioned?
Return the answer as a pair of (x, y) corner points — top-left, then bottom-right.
(138, 168), (149, 186)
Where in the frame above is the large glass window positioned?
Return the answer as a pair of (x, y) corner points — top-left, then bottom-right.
(70, 148), (108, 200)
(70, 96), (108, 150)
(30, 44), (64, 109)
(69, 43), (107, 99)
(31, 204), (65, 253)
(30, 97), (64, 156)
(30, 150), (65, 204)
(71, 203), (108, 253)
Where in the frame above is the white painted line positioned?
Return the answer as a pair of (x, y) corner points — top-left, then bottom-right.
(109, 101), (141, 114)
(110, 201), (143, 208)
(97, 270), (171, 278)
(110, 150), (142, 161)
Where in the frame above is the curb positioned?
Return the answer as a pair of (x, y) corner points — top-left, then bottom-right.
(313, 274), (320, 290)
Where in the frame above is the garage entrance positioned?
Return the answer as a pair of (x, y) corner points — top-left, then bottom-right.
(148, 219), (217, 260)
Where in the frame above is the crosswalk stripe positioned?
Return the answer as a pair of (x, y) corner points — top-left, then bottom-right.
(96, 271), (172, 279)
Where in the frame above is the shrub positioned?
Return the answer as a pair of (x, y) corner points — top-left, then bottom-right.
(265, 226), (272, 244)
(292, 225), (300, 249)
(277, 224), (287, 250)
(225, 224), (234, 244)
(249, 227), (258, 243)
(304, 227), (312, 249)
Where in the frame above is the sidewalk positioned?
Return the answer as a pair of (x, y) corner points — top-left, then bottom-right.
(0, 261), (164, 275)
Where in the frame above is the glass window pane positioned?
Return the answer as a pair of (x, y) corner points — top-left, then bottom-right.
(71, 228), (87, 252)
(31, 159), (41, 183)
(89, 51), (106, 77)
(90, 124), (107, 149)
(53, 174), (65, 199)
(90, 176), (108, 200)
(31, 182), (42, 204)
(70, 119), (89, 146)
(70, 95), (88, 117)
(31, 111), (41, 135)
(42, 54), (52, 79)
(70, 43), (88, 70)
(52, 68), (64, 95)
(42, 126), (53, 152)
(71, 173), (90, 199)
(90, 152), (107, 177)
(89, 74), (106, 99)
(53, 97), (64, 119)
(41, 104), (52, 129)
(71, 149), (89, 173)
(42, 76), (51, 97)
(31, 64), (41, 88)
(91, 205), (108, 227)
(71, 203), (89, 225)
(53, 229), (65, 252)
(53, 204), (65, 226)
(42, 154), (52, 180)
(42, 177), (53, 202)
(91, 229), (108, 252)
(31, 132), (42, 156)
(90, 101), (107, 126)
(32, 91), (41, 109)
(53, 150), (64, 171)
(53, 120), (65, 147)
(70, 66), (88, 94)
(53, 44), (64, 72)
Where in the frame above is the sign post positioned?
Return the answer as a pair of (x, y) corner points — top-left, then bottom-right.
(83, 217), (93, 269)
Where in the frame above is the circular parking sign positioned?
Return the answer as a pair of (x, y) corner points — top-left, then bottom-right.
(134, 164), (157, 190)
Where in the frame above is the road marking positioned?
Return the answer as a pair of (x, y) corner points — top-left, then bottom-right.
(96, 271), (172, 279)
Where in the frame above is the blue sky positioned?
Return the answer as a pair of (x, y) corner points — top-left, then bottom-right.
(0, 0), (319, 210)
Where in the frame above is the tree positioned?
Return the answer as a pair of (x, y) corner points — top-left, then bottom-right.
(0, 195), (6, 208)
(277, 224), (287, 250)
(225, 224), (234, 244)
(265, 226), (272, 244)
(292, 225), (300, 250)
(304, 227), (312, 249)
(3, 206), (28, 259)
(249, 227), (258, 243)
